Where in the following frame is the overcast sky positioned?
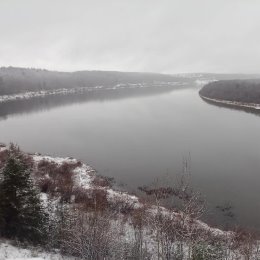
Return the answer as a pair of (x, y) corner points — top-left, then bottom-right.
(0, 0), (260, 74)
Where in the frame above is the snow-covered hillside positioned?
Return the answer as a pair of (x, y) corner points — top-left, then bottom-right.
(0, 144), (257, 260)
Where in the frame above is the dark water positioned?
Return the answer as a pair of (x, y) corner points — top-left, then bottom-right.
(1, 85), (260, 231)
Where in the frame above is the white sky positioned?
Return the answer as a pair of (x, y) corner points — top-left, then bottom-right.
(0, 0), (260, 73)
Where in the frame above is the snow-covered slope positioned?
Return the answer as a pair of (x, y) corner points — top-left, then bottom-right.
(1, 145), (228, 237)
(31, 153), (141, 208)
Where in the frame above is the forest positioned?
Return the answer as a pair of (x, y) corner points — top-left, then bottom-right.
(0, 67), (185, 95)
(199, 79), (260, 104)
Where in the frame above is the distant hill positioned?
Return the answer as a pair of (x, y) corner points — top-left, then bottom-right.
(2, 67), (260, 97)
(0, 67), (184, 95)
(199, 79), (260, 105)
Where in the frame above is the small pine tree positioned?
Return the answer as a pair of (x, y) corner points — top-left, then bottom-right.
(0, 144), (47, 244)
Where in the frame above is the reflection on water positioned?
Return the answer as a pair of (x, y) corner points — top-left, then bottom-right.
(0, 85), (180, 120)
(1, 84), (260, 232)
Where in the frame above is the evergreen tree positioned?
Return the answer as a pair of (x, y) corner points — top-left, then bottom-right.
(0, 144), (47, 244)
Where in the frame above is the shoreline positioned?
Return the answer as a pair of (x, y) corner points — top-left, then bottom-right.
(199, 93), (260, 110)
(0, 144), (227, 238)
(0, 82), (186, 104)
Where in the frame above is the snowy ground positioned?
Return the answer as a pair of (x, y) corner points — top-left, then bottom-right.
(32, 153), (141, 208)
(0, 241), (75, 260)
(200, 93), (260, 110)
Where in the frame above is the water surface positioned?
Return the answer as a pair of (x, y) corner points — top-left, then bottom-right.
(1, 85), (260, 230)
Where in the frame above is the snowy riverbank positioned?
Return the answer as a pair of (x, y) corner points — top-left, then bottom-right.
(0, 82), (187, 104)
(0, 144), (228, 235)
(1, 144), (254, 260)
(200, 93), (260, 110)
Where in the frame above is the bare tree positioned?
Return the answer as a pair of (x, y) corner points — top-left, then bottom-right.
(60, 208), (127, 260)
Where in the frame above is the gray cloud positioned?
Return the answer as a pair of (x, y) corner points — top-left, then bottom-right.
(0, 0), (260, 73)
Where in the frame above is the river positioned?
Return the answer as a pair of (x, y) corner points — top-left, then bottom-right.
(1, 83), (260, 231)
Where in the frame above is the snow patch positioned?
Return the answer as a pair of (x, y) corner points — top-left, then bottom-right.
(73, 164), (95, 189)
(32, 154), (77, 165)
(0, 241), (72, 260)
(0, 146), (7, 152)
(106, 188), (141, 208)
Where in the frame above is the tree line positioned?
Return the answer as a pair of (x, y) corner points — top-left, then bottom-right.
(0, 67), (185, 95)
